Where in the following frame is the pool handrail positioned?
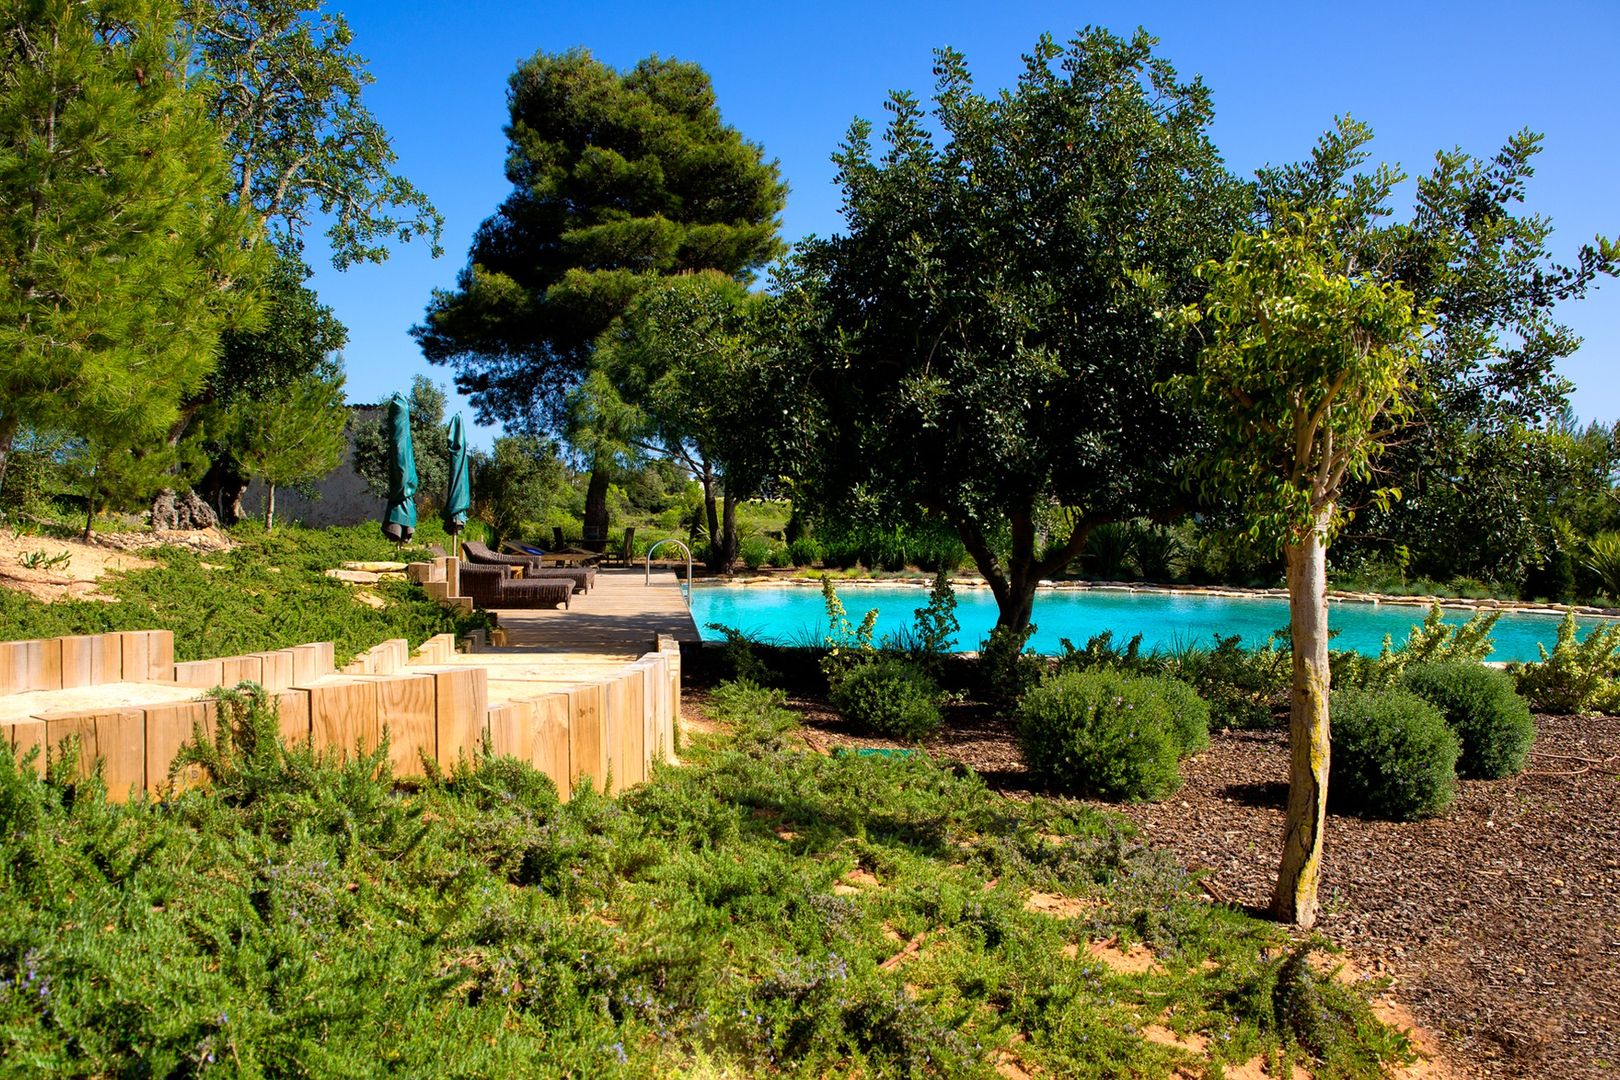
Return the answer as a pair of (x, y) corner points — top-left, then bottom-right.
(644, 539), (693, 606)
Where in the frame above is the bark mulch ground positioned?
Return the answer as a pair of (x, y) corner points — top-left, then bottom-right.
(789, 697), (1620, 1080)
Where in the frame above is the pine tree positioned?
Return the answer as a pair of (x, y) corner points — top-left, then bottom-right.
(0, 0), (261, 507)
(414, 49), (784, 544)
(225, 364), (349, 529)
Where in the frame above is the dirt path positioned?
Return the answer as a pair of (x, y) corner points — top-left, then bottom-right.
(791, 699), (1619, 1079)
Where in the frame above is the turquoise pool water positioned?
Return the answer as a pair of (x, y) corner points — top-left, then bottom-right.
(690, 583), (1607, 663)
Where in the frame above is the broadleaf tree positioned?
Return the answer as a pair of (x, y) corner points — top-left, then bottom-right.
(593, 272), (772, 569)
(778, 29), (1249, 632)
(0, 0), (262, 511)
(1170, 209), (1430, 928)
(414, 48), (784, 546)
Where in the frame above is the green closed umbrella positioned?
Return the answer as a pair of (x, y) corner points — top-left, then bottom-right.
(443, 413), (472, 554)
(382, 391), (418, 543)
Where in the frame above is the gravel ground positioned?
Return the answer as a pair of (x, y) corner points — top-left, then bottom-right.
(790, 698), (1620, 1079)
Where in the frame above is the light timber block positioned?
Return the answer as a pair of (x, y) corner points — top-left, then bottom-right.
(0, 641), (22, 696)
(6, 719), (47, 776)
(487, 700), (533, 761)
(250, 651), (296, 692)
(307, 679), (380, 759)
(531, 693), (571, 800)
(291, 642), (335, 685)
(46, 708), (144, 799)
(380, 639), (410, 674)
(220, 654), (264, 688)
(423, 581), (449, 602)
(274, 689), (311, 746)
(59, 634), (122, 689)
(119, 630), (174, 683)
(635, 657), (664, 769)
(143, 701), (214, 796)
(173, 659), (225, 690)
(11, 638), (64, 693)
(406, 562), (434, 584)
(373, 674), (436, 777)
(444, 558), (461, 601)
(568, 683), (606, 794)
(432, 667), (487, 770)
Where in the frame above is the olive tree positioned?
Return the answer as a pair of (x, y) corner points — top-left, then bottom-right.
(1171, 209), (1429, 928)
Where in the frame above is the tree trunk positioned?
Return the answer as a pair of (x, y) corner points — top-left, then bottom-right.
(949, 506), (1095, 636)
(264, 484), (275, 531)
(0, 415), (16, 512)
(583, 464), (610, 552)
(720, 488), (738, 571)
(197, 456), (248, 526)
(83, 491), (96, 540)
(1271, 506), (1334, 928)
(701, 459), (722, 570)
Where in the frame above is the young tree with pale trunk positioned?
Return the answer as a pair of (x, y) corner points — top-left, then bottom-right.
(1171, 209), (1429, 928)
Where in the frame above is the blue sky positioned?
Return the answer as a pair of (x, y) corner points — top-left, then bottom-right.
(303, 0), (1619, 449)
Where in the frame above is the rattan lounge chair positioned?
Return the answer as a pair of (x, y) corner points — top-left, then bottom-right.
(467, 540), (595, 593)
(458, 563), (571, 610)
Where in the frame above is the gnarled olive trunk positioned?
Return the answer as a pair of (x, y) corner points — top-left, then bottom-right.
(951, 507), (1097, 636)
(1271, 506), (1333, 928)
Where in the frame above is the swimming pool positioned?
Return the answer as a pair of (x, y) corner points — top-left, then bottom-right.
(690, 583), (1607, 664)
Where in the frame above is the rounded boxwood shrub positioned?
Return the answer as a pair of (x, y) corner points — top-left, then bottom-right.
(1400, 662), (1535, 779)
(1138, 675), (1210, 756)
(1015, 670), (1183, 801)
(830, 658), (943, 741)
(1328, 688), (1460, 820)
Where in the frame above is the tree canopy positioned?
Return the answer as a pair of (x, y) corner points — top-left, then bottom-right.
(413, 48), (785, 541)
(779, 28), (1249, 630)
(0, 0), (262, 506)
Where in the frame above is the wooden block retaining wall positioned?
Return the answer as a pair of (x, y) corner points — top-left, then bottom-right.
(1, 630), (680, 804)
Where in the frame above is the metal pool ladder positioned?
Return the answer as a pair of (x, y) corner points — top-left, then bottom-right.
(644, 539), (693, 606)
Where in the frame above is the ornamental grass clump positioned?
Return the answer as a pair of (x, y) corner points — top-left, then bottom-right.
(1327, 688), (1460, 820)
(1016, 669), (1200, 801)
(1400, 662), (1535, 779)
(830, 658), (943, 742)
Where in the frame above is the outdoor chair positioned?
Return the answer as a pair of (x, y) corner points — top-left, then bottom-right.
(457, 562), (572, 610)
(469, 540), (595, 593)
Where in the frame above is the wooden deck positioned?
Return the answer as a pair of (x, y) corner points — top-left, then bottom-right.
(493, 567), (699, 656)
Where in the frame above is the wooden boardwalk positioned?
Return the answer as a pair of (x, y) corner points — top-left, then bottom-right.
(495, 568), (699, 654)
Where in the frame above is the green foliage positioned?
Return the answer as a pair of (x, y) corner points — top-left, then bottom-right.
(1080, 523), (1135, 579)
(1055, 630), (1154, 678)
(222, 363), (349, 528)
(780, 28), (1249, 632)
(1327, 688), (1460, 820)
(819, 576), (878, 691)
(1400, 663), (1535, 779)
(185, 0), (442, 267)
(469, 434), (568, 544)
(351, 375), (451, 510)
(0, 0), (263, 502)
(1584, 531), (1620, 599)
(882, 570), (960, 676)
(976, 625), (1043, 706)
(1512, 611), (1620, 715)
(739, 536), (774, 571)
(1017, 670), (1194, 801)
(1331, 605), (1500, 690)
(829, 658), (944, 742)
(787, 537), (823, 568)
(1167, 635), (1290, 730)
(1139, 675), (1212, 757)
(1172, 208), (1428, 549)
(705, 624), (777, 686)
(0, 523), (487, 664)
(0, 664), (1414, 1078)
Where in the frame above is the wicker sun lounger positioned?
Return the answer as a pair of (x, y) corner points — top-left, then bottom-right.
(458, 563), (572, 610)
(465, 540), (595, 593)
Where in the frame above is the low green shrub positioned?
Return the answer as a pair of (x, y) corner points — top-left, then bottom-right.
(766, 544), (792, 568)
(1054, 630), (1156, 677)
(739, 537), (774, 571)
(830, 658), (943, 741)
(1400, 662), (1534, 779)
(1016, 669), (1184, 801)
(1512, 611), (1620, 714)
(1140, 675), (1211, 756)
(1332, 605), (1500, 691)
(976, 624), (1044, 705)
(786, 537), (822, 567)
(1165, 634), (1288, 729)
(1328, 688), (1459, 820)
